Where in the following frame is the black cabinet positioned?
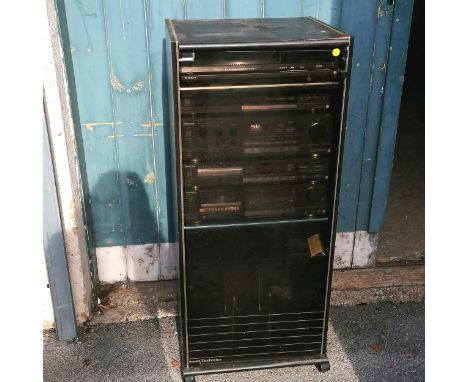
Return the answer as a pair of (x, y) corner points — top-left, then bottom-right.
(165, 17), (352, 381)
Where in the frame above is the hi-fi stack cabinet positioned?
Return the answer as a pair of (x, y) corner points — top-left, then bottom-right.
(165, 17), (352, 382)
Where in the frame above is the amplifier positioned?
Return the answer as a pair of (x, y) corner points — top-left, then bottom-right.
(166, 17), (353, 382)
(182, 112), (334, 160)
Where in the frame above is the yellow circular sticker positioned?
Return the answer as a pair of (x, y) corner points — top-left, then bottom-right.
(332, 48), (341, 57)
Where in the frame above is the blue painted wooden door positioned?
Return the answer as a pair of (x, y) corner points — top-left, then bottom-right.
(55, 0), (413, 251)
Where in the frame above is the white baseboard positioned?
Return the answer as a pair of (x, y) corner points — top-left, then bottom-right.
(334, 232), (354, 269)
(352, 231), (379, 268)
(96, 246), (127, 283)
(96, 243), (178, 283)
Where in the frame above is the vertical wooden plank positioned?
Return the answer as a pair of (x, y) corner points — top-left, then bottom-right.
(302, 0), (320, 18)
(316, 0), (343, 26)
(146, 0), (185, 244)
(336, 0), (379, 233)
(369, 0), (414, 232)
(264, 0), (302, 17)
(102, 0), (158, 246)
(186, 0), (224, 19)
(62, 0), (125, 247)
(43, 116), (77, 341)
(355, 0), (395, 231)
(225, 0), (261, 18)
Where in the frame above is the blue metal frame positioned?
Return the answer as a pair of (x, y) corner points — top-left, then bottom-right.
(43, 114), (77, 341)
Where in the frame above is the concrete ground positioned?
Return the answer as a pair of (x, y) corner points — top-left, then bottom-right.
(44, 301), (424, 382)
(44, 265), (424, 381)
(79, 265), (423, 327)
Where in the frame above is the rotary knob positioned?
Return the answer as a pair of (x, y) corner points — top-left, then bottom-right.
(306, 186), (321, 203)
(198, 127), (208, 138)
(308, 122), (321, 143)
(228, 127), (238, 137)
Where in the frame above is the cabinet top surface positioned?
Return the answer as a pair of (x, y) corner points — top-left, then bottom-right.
(167, 17), (350, 48)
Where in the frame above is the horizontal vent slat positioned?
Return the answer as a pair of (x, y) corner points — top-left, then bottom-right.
(190, 340), (322, 353)
(190, 333), (322, 346)
(188, 318), (323, 330)
(188, 325), (324, 338)
(189, 310), (324, 320)
(189, 348), (322, 362)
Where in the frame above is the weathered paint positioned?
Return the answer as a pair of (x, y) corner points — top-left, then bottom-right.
(333, 232), (354, 269)
(55, 0), (413, 279)
(356, 1), (394, 231)
(352, 231), (379, 268)
(369, 0), (414, 232)
(336, 0), (379, 232)
(127, 244), (160, 281)
(102, 0), (160, 248)
(58, 0), (126, 248)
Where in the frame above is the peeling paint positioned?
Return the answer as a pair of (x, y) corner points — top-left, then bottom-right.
(334, 232), (354, 269)
(143, 172), (155, 184)
(107, 196), (119, 208)
(131, 80), (144, 93)
(110, 72), (126, 92)
(133, 133), (153, 137)
(83, 121), (122, 131)
(107, 134), (124, 139)
(141, 122), (162, 128)
(110, 71), (144, 94)
(352, 231), (379, 268)
(126, 178), (137, 187)
(144, 244), (155, 254)
(70, 45), (76, 53)
(377, 3), (392, 18)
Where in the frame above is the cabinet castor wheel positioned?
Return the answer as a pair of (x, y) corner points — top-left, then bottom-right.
(315, 361), (330, 373)
(183, 376), (195, 382)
